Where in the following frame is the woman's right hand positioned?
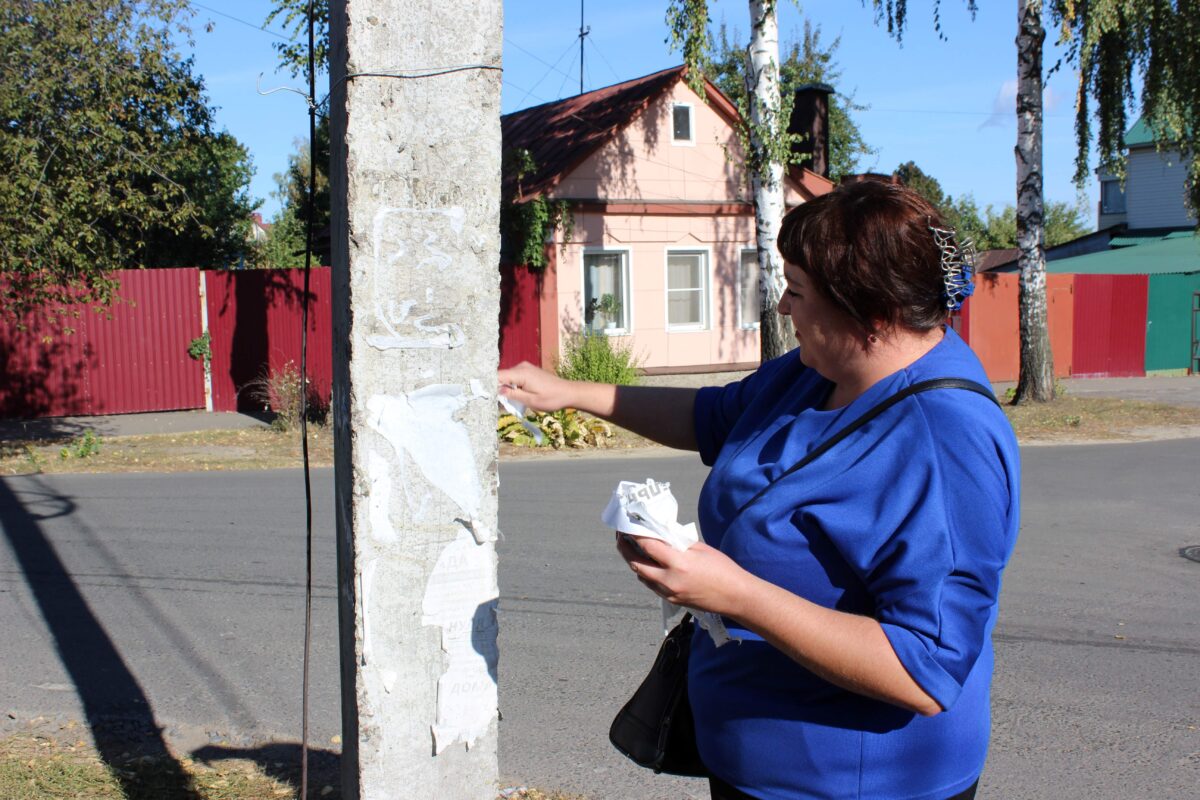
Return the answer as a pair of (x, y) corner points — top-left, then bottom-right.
(498, 362), (580, 413)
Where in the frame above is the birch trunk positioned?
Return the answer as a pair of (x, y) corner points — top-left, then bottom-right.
(1014, 0), (1055, 403)
(745, 0), (793, 362)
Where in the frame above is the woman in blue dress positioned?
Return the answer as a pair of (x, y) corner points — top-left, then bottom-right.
(499, 180), (1020, 800)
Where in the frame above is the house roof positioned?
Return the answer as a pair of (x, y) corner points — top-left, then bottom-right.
(975, 248), (1019, 273)
(500, 66), (827, 202)
(502, 67), (702, 200)
(1046, 232), (1200, 275)
(1125, 118), (1156, 148)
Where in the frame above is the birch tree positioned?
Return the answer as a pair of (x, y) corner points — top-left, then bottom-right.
(1014, 0), (1054, 402)
(872, 1), (1057, 402)
(668, 0), (795, 361)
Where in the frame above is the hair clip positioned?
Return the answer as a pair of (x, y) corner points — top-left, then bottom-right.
(929, 224), (976, 311)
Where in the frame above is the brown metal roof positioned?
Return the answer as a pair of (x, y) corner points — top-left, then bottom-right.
(502, 66), (742, 201)
(975, 248), (1019, 273)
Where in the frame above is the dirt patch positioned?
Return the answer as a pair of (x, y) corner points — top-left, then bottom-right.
(3, 396), (1198, 475)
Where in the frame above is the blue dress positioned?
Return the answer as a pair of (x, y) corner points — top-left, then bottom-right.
(689, 329), (1020, 800)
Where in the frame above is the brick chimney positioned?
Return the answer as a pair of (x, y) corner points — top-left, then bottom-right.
(787, 83), (834, 178)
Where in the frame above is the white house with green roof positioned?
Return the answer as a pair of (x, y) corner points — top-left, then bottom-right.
(1098, 118), (1197, 230)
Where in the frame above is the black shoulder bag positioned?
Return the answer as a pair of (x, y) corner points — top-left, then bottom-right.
(608, 378), (999, 777)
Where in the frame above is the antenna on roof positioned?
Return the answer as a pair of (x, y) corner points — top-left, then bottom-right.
(578, 0), (590, 95)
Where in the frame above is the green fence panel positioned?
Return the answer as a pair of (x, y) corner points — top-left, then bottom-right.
(1145, 272), (1200, 374)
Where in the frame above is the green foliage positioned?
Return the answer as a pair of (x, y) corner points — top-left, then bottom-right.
(500, 147), (572, 270)
(895, 162), (1090, 250)
(1048, 2), (1200, 216)
(666, 0), (802, 186)
(59, 431), (100, 461)
(555, 333), (642, 386)
(706, 20), (875, 181)
(186, 331), (212, 366)
(244, 361), (328, 433)
(265, 0), (330, 79)
(501, 195), (572, 270)
(497, 409), (614, 449)
(0, 0), (260, 319)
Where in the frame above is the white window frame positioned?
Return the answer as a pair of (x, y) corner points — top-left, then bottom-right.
(737, 247), (761, 329)
(580, 247), (633, 336)
(670, 102), (695, 146)
(664, 247), (711, 332)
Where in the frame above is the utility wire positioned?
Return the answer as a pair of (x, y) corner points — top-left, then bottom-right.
(299, 2), (316, 798)
(186, 0), (296, 42)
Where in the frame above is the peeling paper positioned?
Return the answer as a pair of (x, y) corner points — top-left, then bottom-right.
(367, 299), (465, 351)
(367, 451), (398, 544)
(361, 558), (379, 664)
(421, 530), (500, 754)
(366, 386), (493, 543)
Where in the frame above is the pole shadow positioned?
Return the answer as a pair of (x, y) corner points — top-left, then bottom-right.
(0, 476), (197, 797)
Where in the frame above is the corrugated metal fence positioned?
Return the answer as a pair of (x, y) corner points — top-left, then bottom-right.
(0, 269), (206, 417)
(0, 267), (332, 419)
(205, 268), (332, 413)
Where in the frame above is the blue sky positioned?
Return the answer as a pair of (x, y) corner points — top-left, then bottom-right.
(180, 0), (1099, 222)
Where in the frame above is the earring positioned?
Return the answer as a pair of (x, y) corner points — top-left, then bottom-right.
(867, 333), (880, 345)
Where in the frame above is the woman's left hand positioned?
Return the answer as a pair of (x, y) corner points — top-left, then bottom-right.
(615, 534), (756, 618)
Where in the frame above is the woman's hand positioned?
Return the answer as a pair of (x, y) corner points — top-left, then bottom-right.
(498, 362), (579, 413)
(615, 534), (756, 619)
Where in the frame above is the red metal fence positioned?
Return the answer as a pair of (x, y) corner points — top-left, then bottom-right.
(499, 263), (541, 369)
(1072, 274), (1148, 378)
(0, 269), (206, 417)
(204, 268), (332, 413)
(0, 267), (332, 419)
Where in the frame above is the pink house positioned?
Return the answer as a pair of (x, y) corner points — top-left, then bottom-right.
(499, 66), (835, 373)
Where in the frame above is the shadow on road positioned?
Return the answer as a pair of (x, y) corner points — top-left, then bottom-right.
(0, 476), (198, 797)
(192, 742), (342, 797)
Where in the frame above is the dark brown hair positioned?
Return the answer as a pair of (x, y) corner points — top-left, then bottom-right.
(777, 180), (949, 335)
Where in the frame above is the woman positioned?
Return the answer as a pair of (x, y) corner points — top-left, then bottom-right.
(499, 181), (1020, 800)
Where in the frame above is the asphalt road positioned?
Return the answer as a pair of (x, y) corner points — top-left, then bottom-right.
(1, 440), (1198, 798)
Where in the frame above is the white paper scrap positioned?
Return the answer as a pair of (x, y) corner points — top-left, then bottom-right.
(601, 479), (738, 647)
(497, 390), (544, 446)
(421, 530), (500, 754)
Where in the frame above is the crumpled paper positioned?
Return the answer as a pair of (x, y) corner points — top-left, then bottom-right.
(602, 478), (737, 647)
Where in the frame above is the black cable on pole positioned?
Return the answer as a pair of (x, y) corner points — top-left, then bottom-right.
(300, 1), (316, 798)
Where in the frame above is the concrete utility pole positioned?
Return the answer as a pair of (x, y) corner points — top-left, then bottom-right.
(328, 2), (503, 798)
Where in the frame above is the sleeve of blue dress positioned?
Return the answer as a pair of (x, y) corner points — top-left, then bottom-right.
(693, 356), (793, 466)
(803, 394), (1019, 711)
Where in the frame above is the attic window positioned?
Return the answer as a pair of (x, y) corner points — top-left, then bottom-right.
(672, 103), (693, 143)
(1101, 179), (1126, 214)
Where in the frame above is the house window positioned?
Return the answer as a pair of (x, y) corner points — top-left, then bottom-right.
(738, 249), (760, 327)
(583, 251), (630, 334)
(672, 104), (693, 143)
(666, 250), (708, 329)
(1101, 179), (1126, 214)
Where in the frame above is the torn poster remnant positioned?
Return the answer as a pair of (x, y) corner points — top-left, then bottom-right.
(365, 385), (493, 543)
(421, 530), (499, 754)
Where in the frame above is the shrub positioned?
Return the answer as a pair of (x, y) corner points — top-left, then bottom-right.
(59, 430), (100, 460)
(497, 408), (614, 449)
(555, 332), (642, 385)
(243, 361), (329, 432)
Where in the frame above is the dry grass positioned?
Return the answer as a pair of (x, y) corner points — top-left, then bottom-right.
(0, 734), (301, 800)
(2, 396), (1199, 477)
(0, 426), (334, 477)
(1001, 396), (1200, 441)
(0, 733), (585, 800)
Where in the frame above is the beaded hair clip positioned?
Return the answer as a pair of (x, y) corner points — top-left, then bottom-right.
(929, 224), (976, 311)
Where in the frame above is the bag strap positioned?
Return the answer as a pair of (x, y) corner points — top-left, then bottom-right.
(734, 378), (998, 516)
